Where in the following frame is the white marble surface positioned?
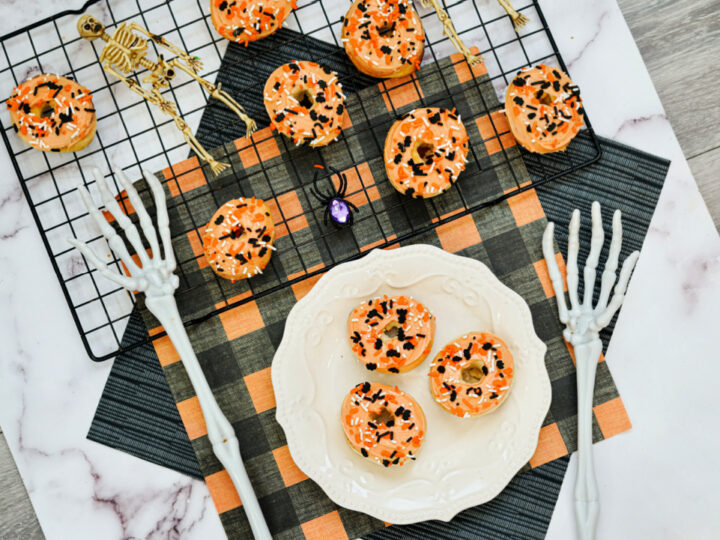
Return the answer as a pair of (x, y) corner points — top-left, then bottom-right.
(0, 1), (718, 539)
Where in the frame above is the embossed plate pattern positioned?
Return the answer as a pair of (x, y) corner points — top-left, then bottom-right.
(272, 245), (551, 523)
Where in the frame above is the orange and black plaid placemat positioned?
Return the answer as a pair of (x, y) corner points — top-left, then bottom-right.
(88, 31), (669, 540)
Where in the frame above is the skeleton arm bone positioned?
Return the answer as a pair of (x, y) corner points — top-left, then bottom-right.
(169, 59), (257, 136)
(126, 22), (202, 72)
(104, 64), (176, 112)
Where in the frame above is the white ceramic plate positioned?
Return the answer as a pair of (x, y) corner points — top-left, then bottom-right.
(272, 245), (551, 524)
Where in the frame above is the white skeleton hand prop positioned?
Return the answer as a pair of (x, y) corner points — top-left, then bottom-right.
(68, 169), (272, 540)
(542, 201), (639, 540)
(68, 168), (177, 298)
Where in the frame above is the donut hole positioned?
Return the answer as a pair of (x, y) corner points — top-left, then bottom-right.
(377, 22), (396, 38)
(538, 92), (554, 105)
(461, 362), (485, 384)
(32, 101), (57, 119)
(229, 225), (246, 239)
(412, 140), (435, 164)
(380, 321), (401, 342)
(370, 407), (395, 426)
(291, 87), (315, 110)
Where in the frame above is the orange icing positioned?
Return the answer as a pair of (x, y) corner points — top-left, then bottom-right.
(263, 60), (346, 147)
(429, 332), (514, 418)
(384, 107), (469, 198)
(341, 382), (425, 467)
(6, 73), (95, 152)
(210, 0), (296, 44)
(348, 295), (435, 373)
(202, 197), (275, 281)
(342, 0), (425, 79)
(505, 64), (584, 154)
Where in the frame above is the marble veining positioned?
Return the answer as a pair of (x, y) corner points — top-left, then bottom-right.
(1, 1), (719, 539)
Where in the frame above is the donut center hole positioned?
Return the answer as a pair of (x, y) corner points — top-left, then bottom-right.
(538, 92), (554, 105)
(370, 407), (394, 426)
(33, 101), (57, 119)
(229, 225), (245, 239)
(292, 87), (315, 110)
(412, 141), (435, 164)
(380, 321), (401, 342)
(461, 362), (485, 384)
(377, 22), (396, 38)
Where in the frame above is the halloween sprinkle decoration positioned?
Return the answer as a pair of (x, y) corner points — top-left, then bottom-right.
(309, 165), (359, 228)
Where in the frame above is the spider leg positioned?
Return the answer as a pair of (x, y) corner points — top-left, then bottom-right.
(328, 167), (347, 198)
(338, 172), (348, 198)
(314, 166), (340, 200)
(346, 200), (359, 212)
(323, 206), (330, 226)
(323, 174), (339, 200)
(309, 171), (331, 205)
(311, 170), (329, 199)
(310, 185), (326, 205)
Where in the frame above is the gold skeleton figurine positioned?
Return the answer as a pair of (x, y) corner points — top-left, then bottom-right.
(77, 14), (256, 175)
(418, 0), (483, 66)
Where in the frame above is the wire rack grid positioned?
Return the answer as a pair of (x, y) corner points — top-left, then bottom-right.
(0, 0), (601, 360)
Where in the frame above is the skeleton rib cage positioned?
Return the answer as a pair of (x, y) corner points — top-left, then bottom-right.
(99, 23), (149, 74)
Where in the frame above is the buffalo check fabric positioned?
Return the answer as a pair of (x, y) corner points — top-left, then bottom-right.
(107, 47), (636, 539)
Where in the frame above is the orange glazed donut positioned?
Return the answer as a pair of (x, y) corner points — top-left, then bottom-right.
(505, 64), (584, 153)
(6, 73), (96, 152)
(429, 332), (514, 418)
(210, 0), (296, 44)
(341, 382), (426, 467)
(348, 295), (435, 373)
(263, 60), (346, 147)
(384, 107), (469, 198)
(202, 197), (276, 281)
(341, 0), (425, 79)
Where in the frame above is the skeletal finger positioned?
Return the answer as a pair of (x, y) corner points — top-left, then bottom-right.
(143, 169), (176, 273)
(582, 202), (604, 308)
(76, 183), (142, 277)
(115, 167), (161, 263)
(94, 169), (151, 267)
(592, 250), (640, 330)
(68, 237), (138, 290)
(595, 210), (622, 313)
(542, 222), (569, 324)
(566, 209), (581, 311)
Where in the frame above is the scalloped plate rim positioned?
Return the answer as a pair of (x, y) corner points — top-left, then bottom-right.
(272, 244), (551, 524)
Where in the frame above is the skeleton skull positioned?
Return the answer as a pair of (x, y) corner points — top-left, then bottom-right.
(77, 14), (105, 40)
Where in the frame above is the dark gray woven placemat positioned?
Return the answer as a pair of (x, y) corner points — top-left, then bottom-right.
(87, 28), (669, 540)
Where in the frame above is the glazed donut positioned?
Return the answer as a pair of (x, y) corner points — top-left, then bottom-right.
(428, 332), (514, 418)
(348, 295), (435, 373)
(202, 197), (276, 281)
(384, 107), (469, 198)
(6, 73), (96, 152)
(210, 0), (296, 44)
(341, 382), (426, 467)
(263, 61), (346, 147)
(341, 0), (425, 79)
(505, 64), (584, 153)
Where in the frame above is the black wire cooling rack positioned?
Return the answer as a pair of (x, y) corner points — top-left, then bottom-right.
(0, 0), (601, 360)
